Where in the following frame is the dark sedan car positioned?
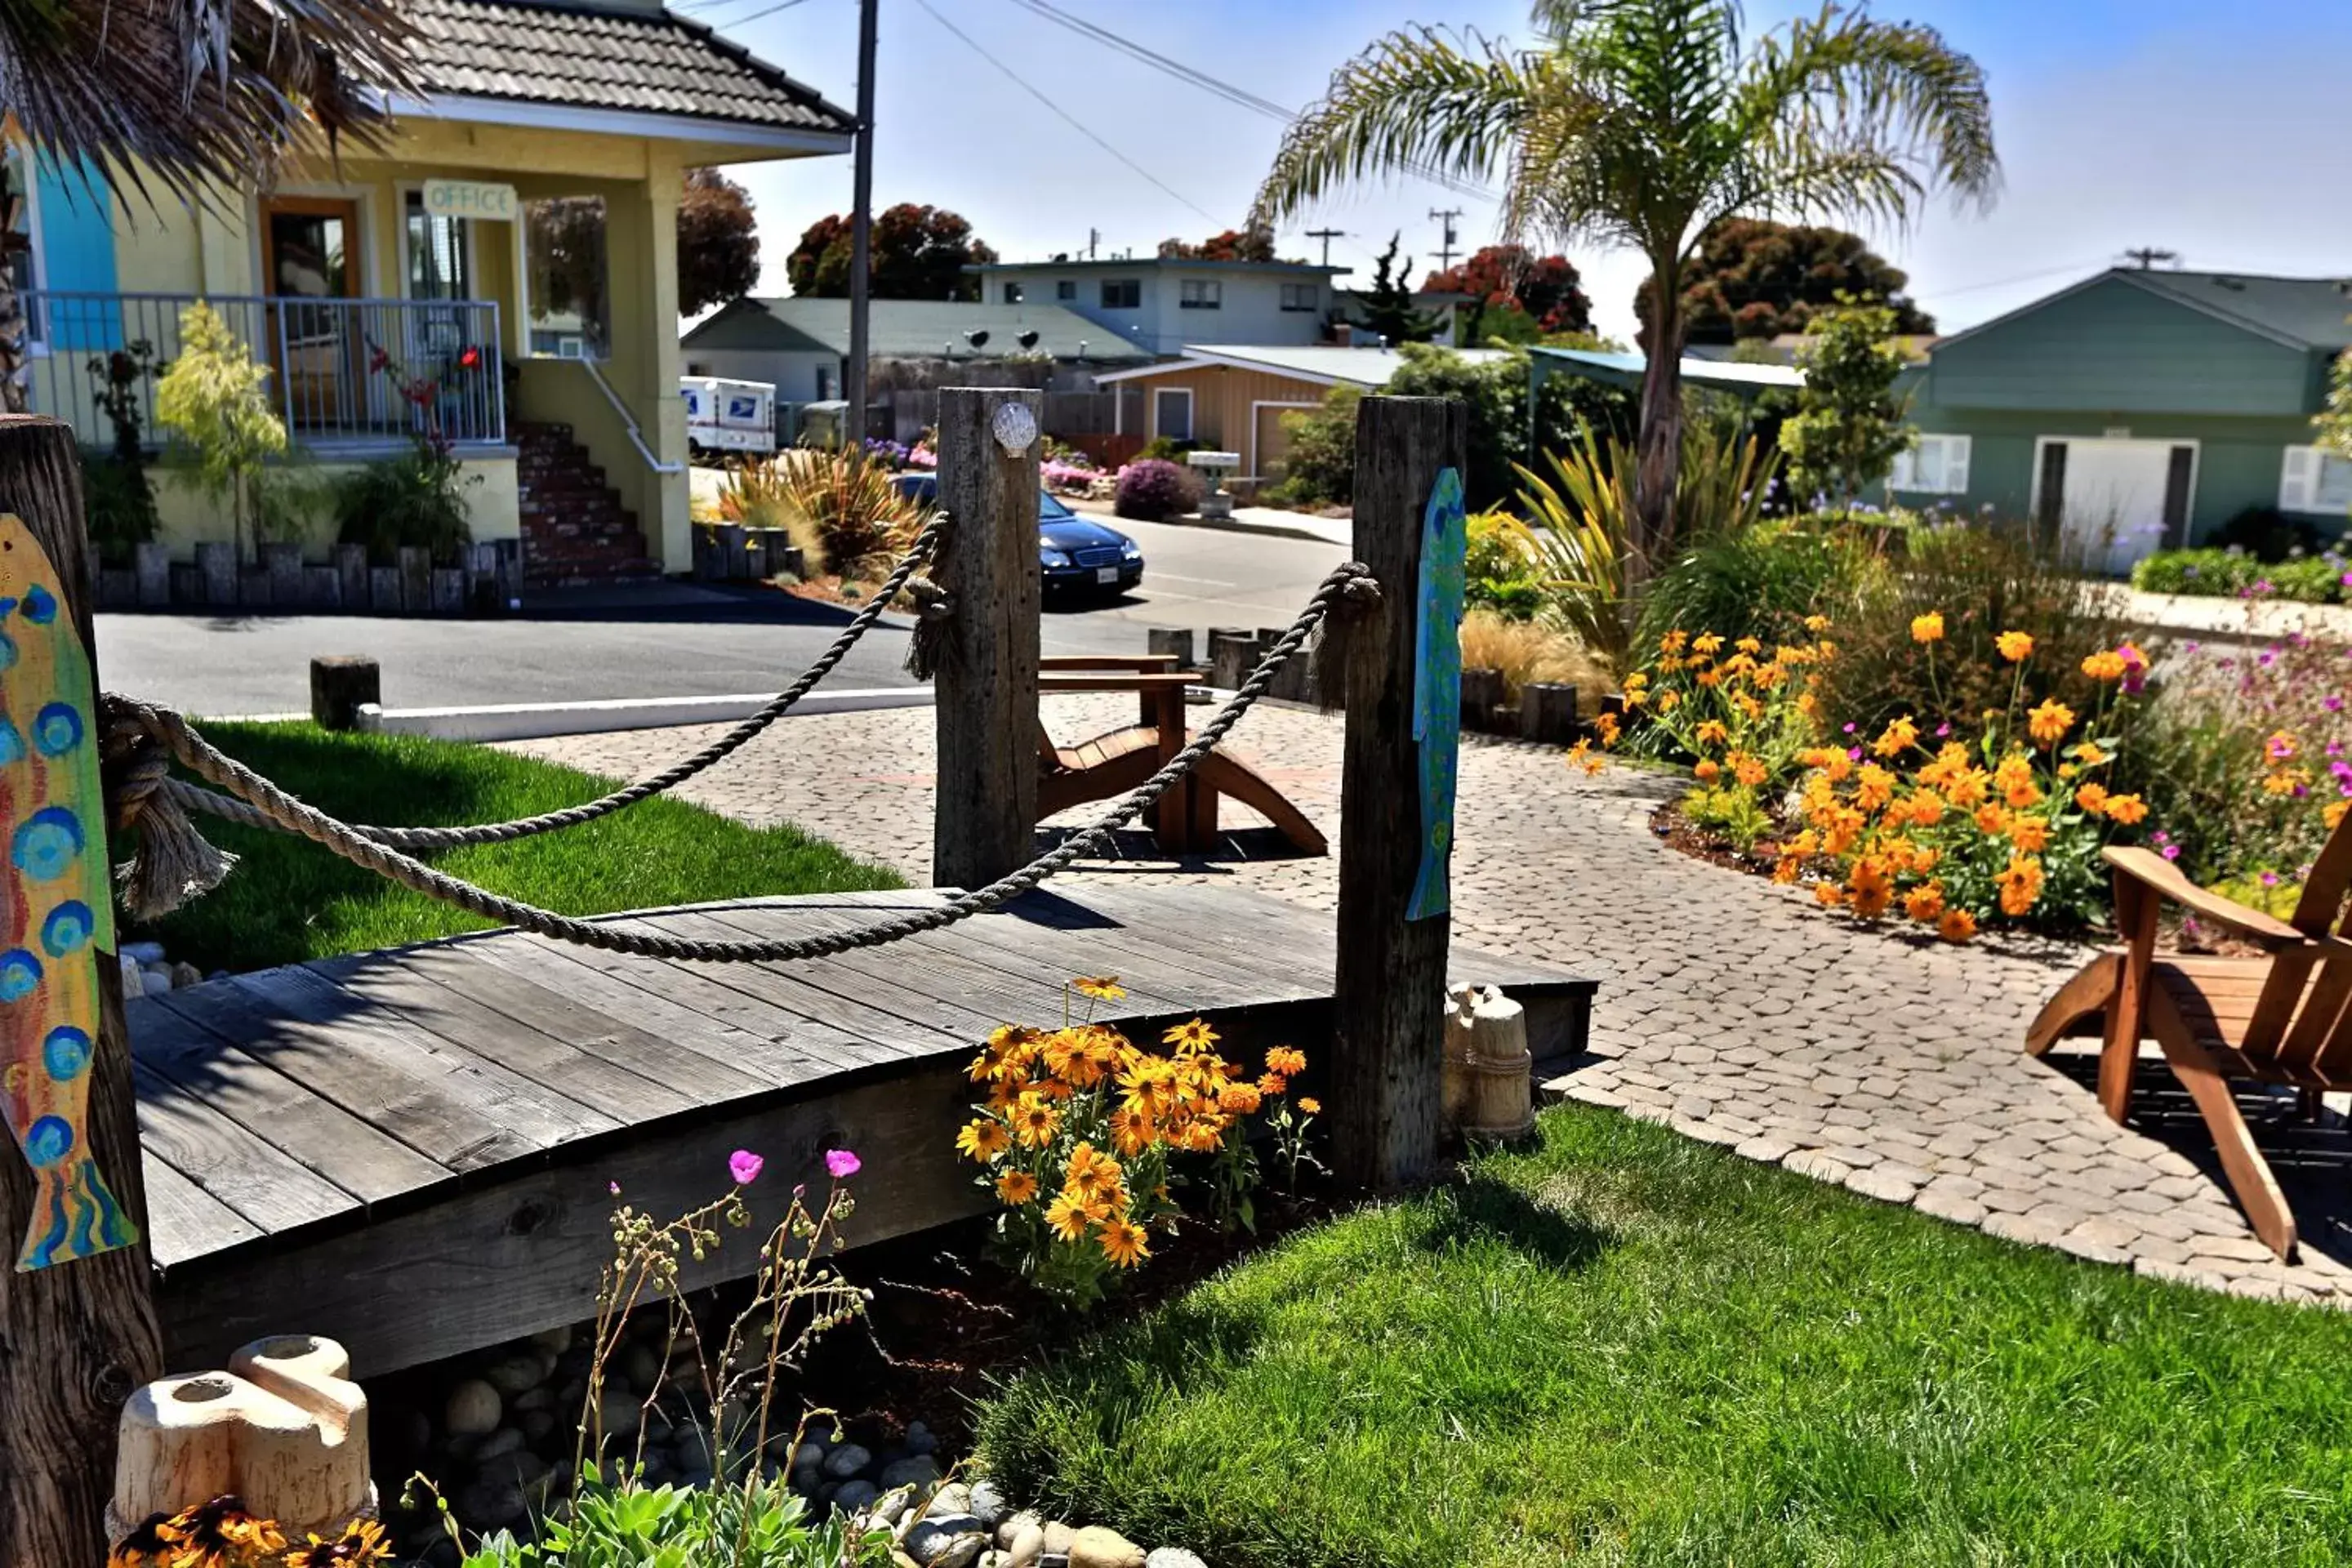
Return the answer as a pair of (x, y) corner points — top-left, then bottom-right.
(890, 474), (1143, 595)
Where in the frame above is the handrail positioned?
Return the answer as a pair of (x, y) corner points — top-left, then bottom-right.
(580, 357), (685, 475)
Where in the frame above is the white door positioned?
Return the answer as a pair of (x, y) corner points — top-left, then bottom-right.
(2035, 439), (2192, 575)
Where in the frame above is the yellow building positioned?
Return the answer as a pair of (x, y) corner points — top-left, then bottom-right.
(16, 0), (850, 582)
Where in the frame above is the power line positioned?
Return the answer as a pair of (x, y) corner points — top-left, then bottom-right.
(997, 0), (1491, 204)
(1305, 228), (1346, 266)
(1927, 257), (2107, 301)
(911, 0), (1219, 225)
(678, 0), (816, 18)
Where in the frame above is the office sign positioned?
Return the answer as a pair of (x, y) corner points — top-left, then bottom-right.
(422, 179), (518, 221)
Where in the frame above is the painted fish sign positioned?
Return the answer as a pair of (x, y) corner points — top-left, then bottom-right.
(1406, 467), (1467, 923)
(0, 513), (136, 1268)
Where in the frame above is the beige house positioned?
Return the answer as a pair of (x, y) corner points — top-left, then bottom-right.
(1092, 344), (1514, 483)
(20, 0), (851, 582)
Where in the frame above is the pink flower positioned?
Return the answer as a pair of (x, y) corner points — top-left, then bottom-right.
(608, 1180), (621, 1196)
(729, 1149), (765, 1186)
(825, 1148), (862, 1180)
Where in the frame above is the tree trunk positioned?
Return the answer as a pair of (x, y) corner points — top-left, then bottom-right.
(0, 416), (166, 1567)
(1631, 274), (1686, 606)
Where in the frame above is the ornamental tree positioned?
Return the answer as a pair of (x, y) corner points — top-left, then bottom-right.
(1157, 226), (1276, 261)
(1638, 218), (1938, 346)
(1422, 244), (1592, 342)
(1349, 233), (1445, 345)
(678, 167), (761, 314)
(786, 203), (998, 300)
(1777, 300), (1915, 513)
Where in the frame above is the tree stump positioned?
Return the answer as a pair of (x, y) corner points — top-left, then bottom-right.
(263, 542), (303, 606)
(1442, 983), (1535, 1143)
(1460, 668), (1506, 733)
(335, 544), (369, 612)
(369, 568), (402, 614)
(310, 657), (381, 731)
(397, 547), (430, 613)
(195, 541), (235, 607)
(1520, 682), (1579, 745)
(134, 542), (171, 608)
(1146, 626), (1196, 670)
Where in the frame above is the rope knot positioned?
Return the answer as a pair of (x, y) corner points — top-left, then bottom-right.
(100, 694), (237, 920)
(904, 575), (956, 680)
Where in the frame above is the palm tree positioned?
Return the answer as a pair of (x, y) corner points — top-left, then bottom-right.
(1254, 0), (1997, 588)
(0, 0), (421, 409)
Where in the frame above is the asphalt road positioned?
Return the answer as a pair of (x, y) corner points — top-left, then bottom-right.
(94, 517), (1349, 717)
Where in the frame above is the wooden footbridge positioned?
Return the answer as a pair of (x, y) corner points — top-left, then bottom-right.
(132, 881), (1592, 1372)
(3, 392), (1592, 1559)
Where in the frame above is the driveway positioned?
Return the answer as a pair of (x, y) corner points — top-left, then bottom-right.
(95, 518), (1347, 716)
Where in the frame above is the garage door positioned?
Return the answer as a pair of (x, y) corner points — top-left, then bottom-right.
(2032, 438), (2195, 576)
(1253, 403), (1318, 480)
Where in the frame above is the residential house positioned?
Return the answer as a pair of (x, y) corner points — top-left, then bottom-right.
(1092, 344), (1515, 483)
(972, 256), (1348, 356)
(17, 0), (852, 583)
(1887, 268), (2352, 571)
(679, 296), (1155, 439)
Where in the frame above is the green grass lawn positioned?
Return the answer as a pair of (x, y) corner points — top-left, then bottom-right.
(128, 722), (903, 971)
(977, 1107), (2352, 1567)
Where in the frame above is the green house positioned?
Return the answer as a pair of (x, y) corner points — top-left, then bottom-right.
(1890, 268), (2352, 571)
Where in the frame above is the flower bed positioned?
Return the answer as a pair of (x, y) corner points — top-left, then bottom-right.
(2132, 546), (2351, 604)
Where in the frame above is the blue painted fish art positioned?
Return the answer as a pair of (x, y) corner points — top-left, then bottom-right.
(0, 513), (137, 1269)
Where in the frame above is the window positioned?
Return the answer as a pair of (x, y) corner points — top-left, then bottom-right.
(1179, 278), (1222, 310)
(1100, 278), (1141, 310)
(2, 149), (39, 350)
(1152, 386), (1193, 441)
(403, 190), (473, 302)
(525, 195), (609, 359)
(1887, 434), (1971, 495)
(1001, 281), (1024, 304)
(2278, 444), (2352, 514)
(1056, 279), (1077, 301)
(1280, 282), (1317, 312)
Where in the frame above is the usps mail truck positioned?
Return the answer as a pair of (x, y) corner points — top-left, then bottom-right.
(681, 376), (777, 457)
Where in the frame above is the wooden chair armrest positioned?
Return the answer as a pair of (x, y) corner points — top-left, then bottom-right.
(2100, 846), (2305, 947)
(1038, 671), (1199, 693)
(1040, 654), (1183, 670)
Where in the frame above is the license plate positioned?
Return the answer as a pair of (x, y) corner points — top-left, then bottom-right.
(1095, 566), (1120, 583)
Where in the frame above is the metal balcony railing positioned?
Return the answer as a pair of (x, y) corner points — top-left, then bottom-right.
(24, 291), (506, 452)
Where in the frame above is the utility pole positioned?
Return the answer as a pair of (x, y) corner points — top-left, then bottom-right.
(1087, 226), (1100, 261)
(1428, 207), (1463, 274)
(844, 0), (880, 443)
(2123, 246), (2179, 270)
(1306, 227), (1344, 268)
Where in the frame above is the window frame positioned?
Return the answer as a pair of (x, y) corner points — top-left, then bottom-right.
(1152, 385), (1194, 441)
(1886, 433), (1972, 496)
(2278, 443), (2352, 514)
(1179, 278), (1222, 310)
(395, 182), (481, 305)
(1099, 278), (1141, 310)
(1279, 282), (1318, 313)
(1056, 279), (1077, 301)
(1001, 281), (1024, 305)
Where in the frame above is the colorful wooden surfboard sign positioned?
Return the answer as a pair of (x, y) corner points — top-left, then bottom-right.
(0, 512), (136, 1269)
(1407, 466), (1467, 923)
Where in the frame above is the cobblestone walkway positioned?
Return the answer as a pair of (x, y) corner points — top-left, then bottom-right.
(513, 696), (2352, 1303)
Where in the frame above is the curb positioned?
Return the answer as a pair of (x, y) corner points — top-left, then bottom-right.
(348, 686), (934, 744)
(1065, 500), (1352, 550)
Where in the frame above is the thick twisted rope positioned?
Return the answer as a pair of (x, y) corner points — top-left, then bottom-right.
(107, 561), (1381, 962)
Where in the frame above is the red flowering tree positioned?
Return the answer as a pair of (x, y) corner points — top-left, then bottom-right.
(786, 203), (997, 301)
(1422, 244), (1592, 341)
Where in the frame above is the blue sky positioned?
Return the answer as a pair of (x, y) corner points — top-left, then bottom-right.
(701, 0), (2352, 341)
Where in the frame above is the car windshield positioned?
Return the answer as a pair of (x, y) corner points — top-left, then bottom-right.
(1038, 491), (1076, 522)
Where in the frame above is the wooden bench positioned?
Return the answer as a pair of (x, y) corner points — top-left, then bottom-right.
(1036, 654), (1327, 856)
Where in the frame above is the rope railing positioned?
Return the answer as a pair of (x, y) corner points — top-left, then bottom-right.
(102, 560), (1383, 964)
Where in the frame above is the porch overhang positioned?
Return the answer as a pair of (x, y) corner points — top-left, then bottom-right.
(383, 92), (853, 156)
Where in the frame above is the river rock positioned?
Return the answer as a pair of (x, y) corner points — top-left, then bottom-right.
(904, 1422), (939, 1456)
(121, 941), (167, 965)
(139, 968), (173, 997)
(1040, 1522), (1076, 1554)
(878, 1454), (940, 1491)
(169, 961), (203, 990)
(1067, 1526), (1145, 1568)
(791, 1465), (822, 1498)
(445, 1379), (502, 1437)
(1144, 1552), (1206, 1568)
(455, 1478), (528, 1531)
(832, 1479), (879, 1516)
(483, 1354), (545, 1397)
(475, 1426), (526, 1461)
(905, 1519), (987, 1568)
(595, 1388), (641, 1441)
(929, 1482), (971, 1517)
(532, 1324), (574, 1356)
(519, 1410), (558, 1444)
(620, 1343), (665, 1391)
(968, 1481), (1008, 1530)
(871, 1484), (919, 1526)
(514, 1384), (555, 1414)
(998, 1520), (1045, 1568)
(824, 1442), (873, 1479)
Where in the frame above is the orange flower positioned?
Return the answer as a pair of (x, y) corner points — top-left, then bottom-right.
(1731, 752), (1769, 788)
(1855, 764), (1897, 813)
(1266, 1045), (1307, 1076)
(1071, 976), (1126, 1001)
(956, 1119), (1010, 1163)
(1937, 908), (1978, 942)
(1594, 711), (1622, 746)
(1011, 1094), (1062, 1148)
(1996, 856), (2045, 917)
(1813, 882), (1846, 909)
(1996, 630), (2034, 662)
(2007, 814), (2050, 854)
(1872, 715), (1919, 758)
(1098, 1216), (1150, 1267)
(1108, 1107), (1156, 1156)
(1694, 759), (1722, 783)
(2026, 698), (2074, 747)
(1847, 858), (1895, 920)
(2074, 782), (2109, 815)
(1911, 612), (1945, 644)
(995, 1169), (1040, 1205)
(1043, 1191), (1090, 1243)
(2080, 649), (2127, 682)
(1298, 1097), (1321, 1115)
(2328, 800), (2348, 831)
(1904, 884), (1945, 922)
(1974, 803), (2009, 836)
(1659, 630), (1689, 655)
(1692, 632), (1724, 657)
(1219, 1081), (1264, 1115)
(2101, 793), (2149, 826)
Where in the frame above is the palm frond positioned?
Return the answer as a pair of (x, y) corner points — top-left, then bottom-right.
(0, 0), (421, 204)
(1250, 27), (1539, 231)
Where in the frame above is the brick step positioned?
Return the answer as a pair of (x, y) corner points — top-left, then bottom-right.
(519, 502), (630, 523)
(526, 523), (640, 544)
(526, 559), (662, 586)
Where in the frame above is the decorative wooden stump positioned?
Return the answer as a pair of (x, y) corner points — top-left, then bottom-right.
(1147, 626), (1196, 670)
(195, 541), (235, 607)
(1442, 983), (1536, 1143)
(135, 541), (171, 608)
(1206, 628), (1257, 691)
(1460, 667), (1506, 733)
(335, 544), (369, 612)
(397, 547), (430, 613)
(368, 567), (401, 614)
(109, 1334), (372, 1549)
(310, 657), (382, 732)
(1520, 682), (1579, 745)
(263, 543), (303, 606)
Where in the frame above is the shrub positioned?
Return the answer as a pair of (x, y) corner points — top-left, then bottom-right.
(1464, 508), (1544, 618)
(1637, 519), (1880, 653)
(957, 982), (1317, 1307)
(1814, 519), (2132, 740)
(154, 300), (286, 559)
(1613, 625), (1833, 848)
(333, 446), (476, 565)
(1508, 428), (1633, 675)
(762, 448), (920, 574)
(1116, 457), (1192, 521)
(1138, 434), (1200, 464)
(82, 457), (159, 568)
(1267, 387), (1360, 508)
(2271, 555), (2351, 604)
(2132, 547), (2264, 598)
(2213, 504), (2324, 564)
(716, 460), (828, 576)
(1458, 608), (1608, 704)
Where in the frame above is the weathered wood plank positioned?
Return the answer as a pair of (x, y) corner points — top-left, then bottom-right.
(132, 996), (452, 1206)
(138, 1157), (261, 1271)
(129, 1060), (359, 1239)
(305, 951), (709, 1125)
(643, 909), (1002, 1049)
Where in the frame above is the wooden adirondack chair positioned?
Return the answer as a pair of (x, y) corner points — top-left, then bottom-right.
(1036, 654), (1328, 858)
(2025, 813), (2352, 1259)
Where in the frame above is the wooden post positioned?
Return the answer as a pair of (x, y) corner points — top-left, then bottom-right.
(1329, 396), (1467, 1190)
(0, 416), (165, 1566)
(931, 387), (1041, 890)
(310, 656), (381, 731)
(1520, 682), (1579, 745)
